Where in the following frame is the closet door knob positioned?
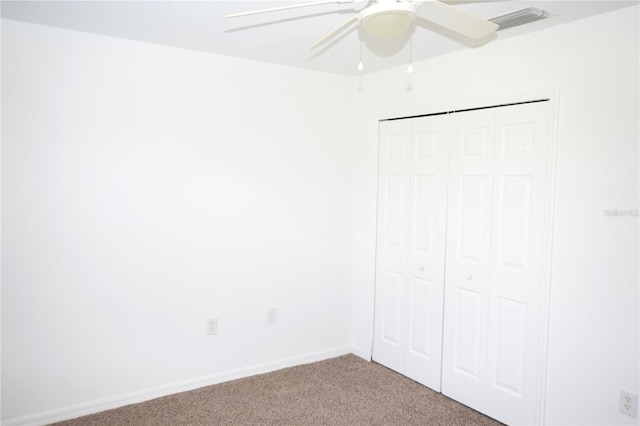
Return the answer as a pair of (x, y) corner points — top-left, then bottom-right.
(465, 274), (472, 280)
(418, 265), (424, 271)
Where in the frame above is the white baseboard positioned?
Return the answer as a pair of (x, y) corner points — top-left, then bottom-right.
(2, 346), (353, 426)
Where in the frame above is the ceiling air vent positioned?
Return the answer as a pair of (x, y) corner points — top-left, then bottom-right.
(489, 7), (550, 30)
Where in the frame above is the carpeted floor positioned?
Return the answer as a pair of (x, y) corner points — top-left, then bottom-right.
(52, 354), (503, 425)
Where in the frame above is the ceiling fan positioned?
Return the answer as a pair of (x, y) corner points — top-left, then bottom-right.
(224, 0), (499, 50)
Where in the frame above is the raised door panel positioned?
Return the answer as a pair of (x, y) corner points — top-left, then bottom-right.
(486, 101), (551, 425)
(373, 119), (411, 371)
(381, 271), (404, 345)
(441, 108), (495, 413)
(404, 115), (449, 391)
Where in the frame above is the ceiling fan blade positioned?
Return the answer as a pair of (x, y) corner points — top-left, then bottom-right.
(309, 14), (359, 50)
(225, 0), (358, 19)
(415, 0), (498, 39)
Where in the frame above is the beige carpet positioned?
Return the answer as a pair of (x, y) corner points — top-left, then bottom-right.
(53, 354), (503, 425)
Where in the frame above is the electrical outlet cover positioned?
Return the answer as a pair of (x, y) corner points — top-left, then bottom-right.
(267, 308), (277, 325)
(207, 318), (218, 336)
(620, 390), (638, 418)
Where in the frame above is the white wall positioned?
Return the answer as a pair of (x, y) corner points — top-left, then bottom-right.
(1, 19), (356, 422)
(351, 6), (639, 425)
(3, 5), (639, 426)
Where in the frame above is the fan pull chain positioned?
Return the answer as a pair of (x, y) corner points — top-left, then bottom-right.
(407, 24), (414, 74)
(358, 39), (364, 72)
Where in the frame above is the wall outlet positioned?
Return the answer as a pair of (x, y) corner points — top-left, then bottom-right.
(620, 390), (638, 417)
(267, 308), (277, 325)
(206, 318), (218, 336)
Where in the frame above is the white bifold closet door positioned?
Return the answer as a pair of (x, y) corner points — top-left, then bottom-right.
(442, 101), (551, 425)
(373, 114), (450, 391)
(440, 107), (495, 410)
(373, 101), (552, 425)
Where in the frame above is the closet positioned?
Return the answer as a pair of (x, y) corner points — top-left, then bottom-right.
(373, 100), (552, 425)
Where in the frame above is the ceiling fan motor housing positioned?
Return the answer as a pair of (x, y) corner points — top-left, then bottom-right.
(361, 0), (416, 39)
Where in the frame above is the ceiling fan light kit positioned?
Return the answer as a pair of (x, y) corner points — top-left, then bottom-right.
(361, 1), (416, 40)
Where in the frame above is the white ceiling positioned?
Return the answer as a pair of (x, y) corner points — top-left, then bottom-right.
(1, 0), (637, 75)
